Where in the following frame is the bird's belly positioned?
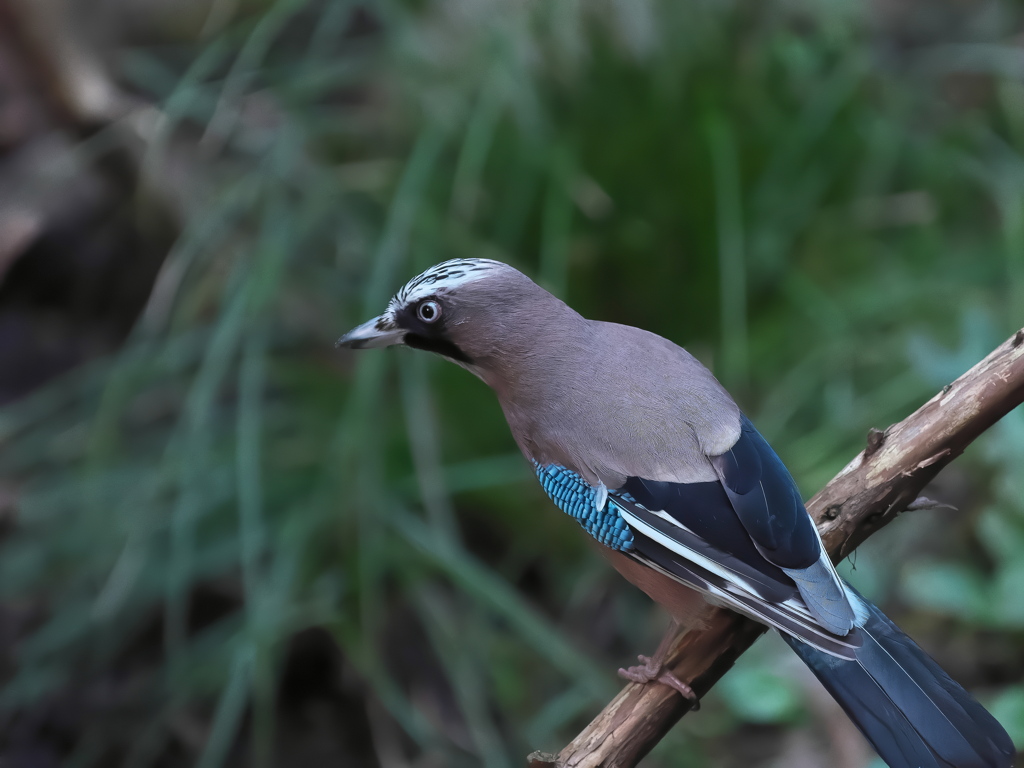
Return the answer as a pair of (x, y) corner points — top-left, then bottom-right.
(600, 546), (713, 631)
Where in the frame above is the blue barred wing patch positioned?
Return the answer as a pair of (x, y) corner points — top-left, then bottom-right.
(535, 464), (634, 551)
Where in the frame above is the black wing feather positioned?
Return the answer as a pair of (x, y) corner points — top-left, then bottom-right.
(621, 415), (821, 581)
(621, 496), (796, 603)
(621, 475), (796, 589)
(711, 415), (819, 569)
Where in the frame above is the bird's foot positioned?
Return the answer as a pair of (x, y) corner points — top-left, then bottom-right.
(617, 655), (700, 710)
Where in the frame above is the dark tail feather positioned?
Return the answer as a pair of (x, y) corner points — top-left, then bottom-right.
(782, 599), (1015, 768)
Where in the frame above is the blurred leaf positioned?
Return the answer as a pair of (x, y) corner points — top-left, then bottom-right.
(990, 686), (1024, 750)
(717, 663), (803, 725)
(993, 561), (1024, 628)
(977, 506), (1024, 566)
(900, 561), (989, 622)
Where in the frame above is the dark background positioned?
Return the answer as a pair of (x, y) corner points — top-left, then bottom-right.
(0, 1), (1022, 766)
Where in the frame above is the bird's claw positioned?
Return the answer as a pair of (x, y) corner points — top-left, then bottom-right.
(618, 654), (700, 710)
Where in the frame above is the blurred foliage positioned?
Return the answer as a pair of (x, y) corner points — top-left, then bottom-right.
(1, 0), (1023, 766)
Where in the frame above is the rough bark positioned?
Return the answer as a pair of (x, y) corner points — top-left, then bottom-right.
(529, 326), (1024, 768)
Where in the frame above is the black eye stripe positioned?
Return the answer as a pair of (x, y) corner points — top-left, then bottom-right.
(404, 333), (472, 364)
(393, 299), (469, 362)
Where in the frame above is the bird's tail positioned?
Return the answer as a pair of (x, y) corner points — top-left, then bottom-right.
(781, 596), (1015, 768)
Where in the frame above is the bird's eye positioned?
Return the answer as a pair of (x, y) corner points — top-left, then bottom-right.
(417, 300), (441, 323)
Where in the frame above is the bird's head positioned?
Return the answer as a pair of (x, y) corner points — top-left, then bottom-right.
(337, 259), (572, 381)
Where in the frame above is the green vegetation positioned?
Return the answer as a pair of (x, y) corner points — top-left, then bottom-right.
(1, 1), (1022, 765)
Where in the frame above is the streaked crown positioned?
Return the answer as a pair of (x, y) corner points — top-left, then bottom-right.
(386, 258), (506, 316)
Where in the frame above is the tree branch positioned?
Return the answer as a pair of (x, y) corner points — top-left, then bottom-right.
(529, 327), (1024, 768)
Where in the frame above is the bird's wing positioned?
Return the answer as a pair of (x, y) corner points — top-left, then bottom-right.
(536, 451), (861, 658)
(612, 488), (860, 659)
(710, 415), (859, 633)
(707, 415), (819, 569)
(609, 415), (861, 646)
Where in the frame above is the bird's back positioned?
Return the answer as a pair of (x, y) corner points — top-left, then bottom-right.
(496, 319), (741, 488)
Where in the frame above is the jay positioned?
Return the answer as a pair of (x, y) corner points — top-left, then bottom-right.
(337, 258), (1014, 768)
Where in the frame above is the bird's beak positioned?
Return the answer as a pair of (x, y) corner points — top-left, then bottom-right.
(335, 315), (405, 349)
